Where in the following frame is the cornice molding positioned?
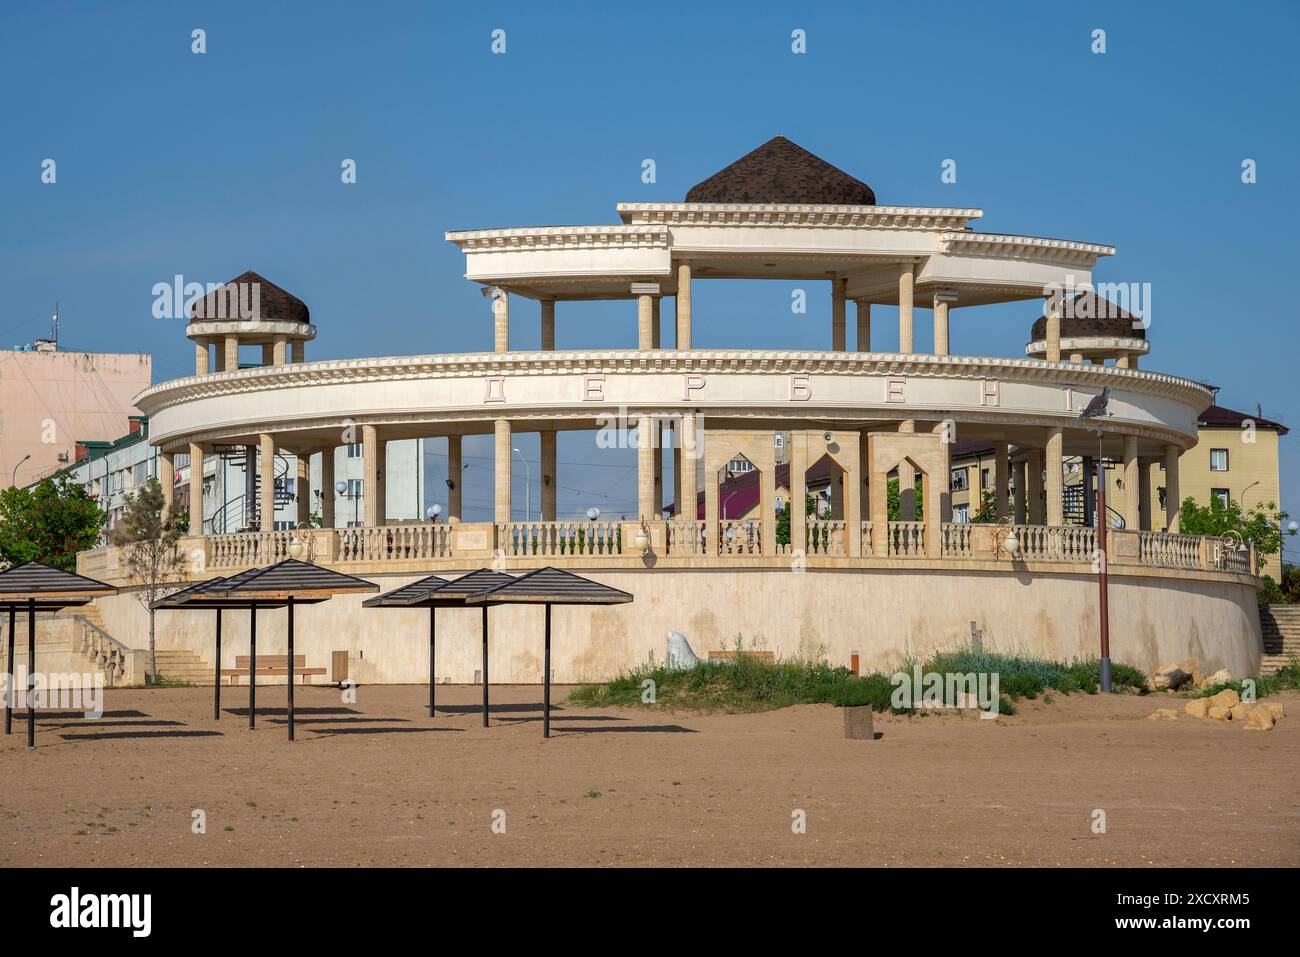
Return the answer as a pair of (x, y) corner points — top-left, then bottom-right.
(444, 225), (669, 251)
(616, 202), (982, 230)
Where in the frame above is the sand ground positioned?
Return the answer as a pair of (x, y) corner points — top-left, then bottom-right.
(1, 684), (1297, 867)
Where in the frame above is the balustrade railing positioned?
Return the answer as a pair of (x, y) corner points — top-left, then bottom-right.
(1139, 531), (1202, 569)
(667, 520), (706, 556)
(719, 519), (761, 555)
(941, 522), (973, 558)
(1013, 525), (1097, 562)
(807, 519), (846, 556)
(210, 530), (295, 568)
(152, 521), (1260, 579)
(886, 521), (926, 557)
(496, 521), (621, 556)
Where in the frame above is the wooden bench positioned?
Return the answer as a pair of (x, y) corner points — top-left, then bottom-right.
(707, 650), (775, 663)
(220, 655), (326, 685)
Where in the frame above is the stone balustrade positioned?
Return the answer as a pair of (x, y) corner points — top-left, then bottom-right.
(77, 521), (1259, 585)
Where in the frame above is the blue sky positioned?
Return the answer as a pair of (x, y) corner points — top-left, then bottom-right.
(2, 1), (1297, 537)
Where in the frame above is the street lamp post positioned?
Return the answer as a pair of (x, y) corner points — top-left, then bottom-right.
(1075, 386), (1113, 693)
(9, 455), (30, 486)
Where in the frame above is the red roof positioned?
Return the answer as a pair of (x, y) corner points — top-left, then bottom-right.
(1198, 404), (1288, 436)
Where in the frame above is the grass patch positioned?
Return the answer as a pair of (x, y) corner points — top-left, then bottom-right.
(568, 638), (1148, 716)
(1196, 655), (1300, 699)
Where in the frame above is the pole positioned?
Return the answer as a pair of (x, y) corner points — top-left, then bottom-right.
(434, 605), (444, 717)
(1097, 455), (1112, 693)
(5, 606), (14, 734)
(481, 605), (489, 727)
(249, 607), (257, 729)
(27, 598), (36, 750)
(214, 609), (222, 720)
(543, 604), (552, 739)
(287, 596), (295, 742)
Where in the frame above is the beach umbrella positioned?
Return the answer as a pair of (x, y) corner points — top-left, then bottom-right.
(0, 562), (117, 749)
(466, 567), (632, 738)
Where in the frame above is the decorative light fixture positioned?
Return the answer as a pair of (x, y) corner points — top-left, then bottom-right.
(427, 503), (442, 522)
(586, 506), (601, 521)
(633, 518), (651, 555)
(993, 516), (1019, 560)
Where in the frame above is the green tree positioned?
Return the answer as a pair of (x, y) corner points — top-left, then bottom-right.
(112, 477), (186, 681)
(0, 477), (106, 571)
(1177, 496), (1291, 558)
(886, 477), (924, 521)
(970, 489), (998, 524)
(775, 493), (817, 546)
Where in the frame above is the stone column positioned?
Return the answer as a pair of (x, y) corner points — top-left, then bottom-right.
(188, 444), (204, 535)
(447, 435), (462, 521)
(291, 340), (304, 363)
(214, 341), (226, 373)
(897, 420), (916, 521)
(933, 423), (952, 523)
(1013, 459), (1028, 524)
(634, 284), (658, 350)
(856, 302), (871, 352)
(540, 299), (555, 351)
(858, 429), (871, 523)
(898, 263), (915, 353)
(159, 451), (175, 522)
(994, 441), (1009, 520)
(673, 430), (682, 519)
(493, 288), (509, 353)
(259, 433), (275, 531)
(679, 414), (698, 522)
(540, 430), (557, 521)
(194, 340), (208, 376)
(761, 448), (777, 557)
(223, 335), (239, 372)
(494, 419), (512, 523)
(790, 433), (808, 555)
(675, 262), (692, 349)
(376, 438), (387, 524)
(653, 426), (663, 515)
(362, 425), (380, 527)
(1138, 459), (1153, 532)
(933, 291), (956, 356)
(636, 414), (654, 519)
(272, 335), (287, 365)
(296, 452), (311, 527)
(1044, 295), (1062, 362)
(1123, 436), (1140, 531)
(1164, 445), (1181, 532)
(831, 278), (847, 351)
(1027, 449), (1045, 524)
(1045, 428), (1064, 525)
(320, 447), (336, 528)
(651, 298), (661, 349)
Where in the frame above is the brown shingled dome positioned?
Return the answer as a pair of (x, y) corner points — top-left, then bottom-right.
(685, 136), (876, 205)
(1030, 292), (1146, 342)
(189, 270), (311, 324)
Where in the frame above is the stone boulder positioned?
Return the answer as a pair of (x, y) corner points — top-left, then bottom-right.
(1184, 698), (1211, 718)
(1229, 702), (1253, 721)
(1244, 705), (1276, 732)
(1260, 701), (1285, 720)
(1207, 688), (1240, 710)
(1207, 705), (1232, 721)
(1202, 668), (1233, 688)
(1146, 708), (1180, 721)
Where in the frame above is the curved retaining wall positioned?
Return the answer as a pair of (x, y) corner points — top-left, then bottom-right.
(88, 566), (1263, 685)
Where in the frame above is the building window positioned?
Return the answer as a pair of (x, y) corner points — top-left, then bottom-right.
(346, 443), (363, 458)
(1209, 448), (1229, 472)
(1211, 488), (1230, 507)
(773, 434), (784, 450)
(980, 468), (990, 489)
(346, 479), (363, 498)
(950, 469), (968, 491)
(953, 503), (970, 524)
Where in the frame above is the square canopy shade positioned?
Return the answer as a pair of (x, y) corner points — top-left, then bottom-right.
(185, 560), (377, 741)
(363, 569), (515, 726)
(464, 567), (633, 738)
(463, 566), (634, 606)
(0, 561), (117, 749)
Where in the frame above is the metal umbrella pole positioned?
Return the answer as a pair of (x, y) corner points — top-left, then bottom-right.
(1095, 426), (1112, 694)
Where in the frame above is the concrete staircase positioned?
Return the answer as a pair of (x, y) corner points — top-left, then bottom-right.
(146, 649), (212, 685)
(1259, 604), (1300, 674)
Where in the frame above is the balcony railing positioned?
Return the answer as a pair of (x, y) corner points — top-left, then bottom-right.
(180, 520), (1256, 579)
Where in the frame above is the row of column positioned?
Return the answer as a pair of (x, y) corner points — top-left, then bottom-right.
(193, 334), (306, 375)
(156, 425), (1180, 534)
